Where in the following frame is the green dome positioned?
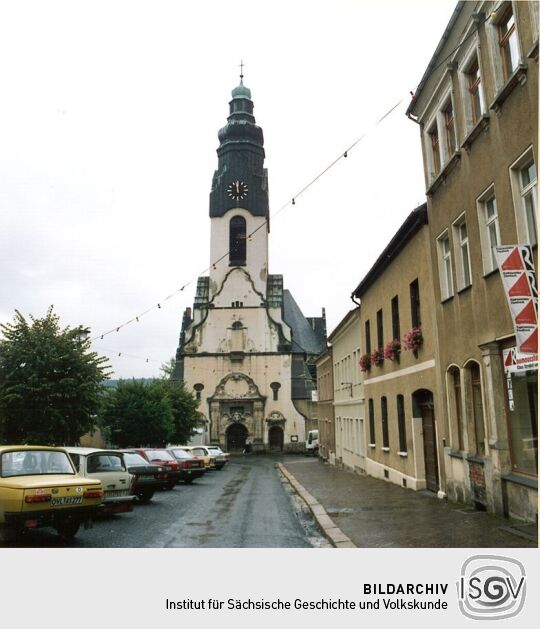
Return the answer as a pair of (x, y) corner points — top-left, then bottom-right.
(231, 82), (251, 99)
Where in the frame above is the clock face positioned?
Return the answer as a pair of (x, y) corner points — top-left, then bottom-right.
(227, 180), (248, 201)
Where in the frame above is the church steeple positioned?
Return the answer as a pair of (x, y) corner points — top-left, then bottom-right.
(209, 75), (269, 219)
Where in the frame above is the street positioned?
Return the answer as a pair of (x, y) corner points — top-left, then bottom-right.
(2, 455), (329, 548)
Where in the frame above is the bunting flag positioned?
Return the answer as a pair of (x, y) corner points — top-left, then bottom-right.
(495, 245), (538, 355)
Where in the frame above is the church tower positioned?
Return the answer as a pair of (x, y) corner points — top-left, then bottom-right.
(175, 75), (326, 452)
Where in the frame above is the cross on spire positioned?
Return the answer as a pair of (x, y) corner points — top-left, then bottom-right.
(239, 59), (245, 84)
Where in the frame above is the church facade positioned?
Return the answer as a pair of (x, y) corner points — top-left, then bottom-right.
(173, 78), (326, 452)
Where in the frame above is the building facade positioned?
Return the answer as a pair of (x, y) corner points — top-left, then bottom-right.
(352, 205), (444, 493)
(174, 79), (326, 452)
(316, 348), (336, 463)
(328, 309), (366, 473)
(408, 1), (538, 521)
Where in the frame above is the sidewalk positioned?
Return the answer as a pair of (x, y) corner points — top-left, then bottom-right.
(281, 458), (537, 548)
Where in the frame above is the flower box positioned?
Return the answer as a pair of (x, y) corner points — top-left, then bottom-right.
(402, 327), (423, 352)
(359, 353), (371, 372)
(383, 339), (401, 361)
(370, 348), (384, 367)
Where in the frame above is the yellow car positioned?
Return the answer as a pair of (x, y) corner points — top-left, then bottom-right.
(0, 445), (104, 542)
(180, 446), (216, 470)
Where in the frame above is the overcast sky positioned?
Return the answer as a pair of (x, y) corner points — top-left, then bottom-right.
(0, 0), (457, 378)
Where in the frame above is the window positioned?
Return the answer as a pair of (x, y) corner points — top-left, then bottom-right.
(397, 395), (406, 452)
(507, 369), (538, 475)
(448, 367), (464, 451)
(429, 124), (441, 177)
(381, 397), (389, 449)
(477, 187), (501, 274)
(437, 232), (454, 300)
(452, 217), (472, 290)
(510, 148), (537, 246)
(409, 279), (421, 328)
(365, 320), (371, 355)
(270, 382), (281, 401)
(443, 100), (456, 154)
(466, 56), (484, 125)
(229, 215), (247, 265)
(368, 399), (375, 445)
(466, 363), (485, 456)
(376, 309), (383, 349)
(498, 5), (519, 80)
(391, 295), (400, 340)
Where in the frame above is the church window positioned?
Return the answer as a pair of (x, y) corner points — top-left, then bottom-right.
(270, 382), (281, 401)
(194, 383), (204, 401)
(230, 215), (247, 266)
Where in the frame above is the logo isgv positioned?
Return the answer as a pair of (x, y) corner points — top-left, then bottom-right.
(457, 555), (526, 620)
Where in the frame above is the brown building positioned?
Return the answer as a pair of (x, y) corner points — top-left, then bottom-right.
(315, 347), (336, 463)
(407, 1), (538, 522)
(352, 205), (444, 493)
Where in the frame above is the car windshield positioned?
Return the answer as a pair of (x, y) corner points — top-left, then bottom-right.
(192, 448), (207, 456)
(145, 450), (174, 462)
(170, 449), (194, 460)
(122, 452), (148, 466)
(208, 447), (223, 453)
(1, 450), (75, 477)
(87, 454), (125, 473)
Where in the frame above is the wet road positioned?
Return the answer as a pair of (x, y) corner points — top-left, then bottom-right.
(3, 455), (328, 548)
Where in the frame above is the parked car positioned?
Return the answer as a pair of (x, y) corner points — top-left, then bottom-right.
(305, 430), (319, 456)
(168, 448), (206, 483)
(180, 446), (216, 470)
(205, 445), (229, 470)
(119, 451), (170, 503)
(133, 449), (184, 489)
(66, 447), (135, 514)
(0, 445), (104, 541)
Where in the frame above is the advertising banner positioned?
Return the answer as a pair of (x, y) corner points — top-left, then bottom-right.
(495, 245), (538, 354)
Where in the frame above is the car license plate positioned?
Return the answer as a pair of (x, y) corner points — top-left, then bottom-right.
(51, 496), (83, 506)
(106, 490), (128, 497)
(140, 475), (154, 479)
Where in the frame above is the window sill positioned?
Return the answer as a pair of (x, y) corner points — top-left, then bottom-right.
(501, 472), (538, 490)
(426, 151), (461, 196)
(369, 443), (376, 449)
(457, 283), (472, 296)
(398, 451), (408, 457)
(489, 64), (528, 115)
(440, 294), (454, 305)
(381, 447), (390, 453)
(527, 39), (539, 62)
(483, 267), (499, 280)
(461, 114), (490, 153)
(448, 449), (465, 460)
(466, 454), (485, 465)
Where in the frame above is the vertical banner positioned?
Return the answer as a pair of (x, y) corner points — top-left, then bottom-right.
(495, 245), (538, 354)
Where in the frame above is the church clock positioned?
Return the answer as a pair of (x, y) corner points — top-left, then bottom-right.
(227, 180), (248, 201)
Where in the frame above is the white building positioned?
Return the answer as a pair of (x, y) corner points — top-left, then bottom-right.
(174, 78), (326, 452)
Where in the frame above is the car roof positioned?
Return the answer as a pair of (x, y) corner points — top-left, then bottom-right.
(0, 445), (70, 454)
(64, 447), (123, 456)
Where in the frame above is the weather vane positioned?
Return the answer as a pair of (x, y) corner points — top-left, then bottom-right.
(239, 59), (245, 83)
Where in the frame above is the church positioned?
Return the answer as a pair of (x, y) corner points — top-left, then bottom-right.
(173, 75), (326, 452)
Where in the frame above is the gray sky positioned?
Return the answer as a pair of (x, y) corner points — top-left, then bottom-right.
(0, 0), (456, 378)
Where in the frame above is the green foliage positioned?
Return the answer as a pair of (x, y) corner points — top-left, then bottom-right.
(0, 307), (111, 445)
(159, 357), (177, 379)
(100, 378), (199, 448)
(153, 379), (199, 445)
(100, 379), (174, 448)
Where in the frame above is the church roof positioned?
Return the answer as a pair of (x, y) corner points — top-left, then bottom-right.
(282, 290), (326, 355)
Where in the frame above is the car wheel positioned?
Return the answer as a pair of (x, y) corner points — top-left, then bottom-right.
(164, 482), (176, 491)
(184, 478), (194, 484)
(138, 491), (154, 503)
(56, 521), (80, 540)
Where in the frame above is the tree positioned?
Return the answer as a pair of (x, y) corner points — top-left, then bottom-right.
(0, 307), (111, 445)
(100, 379), (174, 448)
(153, 379), (199, 445)
(159, 357), (177, 379)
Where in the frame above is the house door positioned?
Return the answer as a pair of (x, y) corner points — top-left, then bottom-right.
(226, 423), (248, 451)
(421, 403), (439, 492)
(268, 426), (284, 451)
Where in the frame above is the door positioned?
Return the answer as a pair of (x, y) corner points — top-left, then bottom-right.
(268, 426), (284, 451)
(421, 405), (439, 492)
(226, 423), (248, 451)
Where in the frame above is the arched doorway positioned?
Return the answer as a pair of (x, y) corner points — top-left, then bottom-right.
(268, 426), (284, 451)
(413, 389), (439, 492)
(226, 423), (248, 452)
